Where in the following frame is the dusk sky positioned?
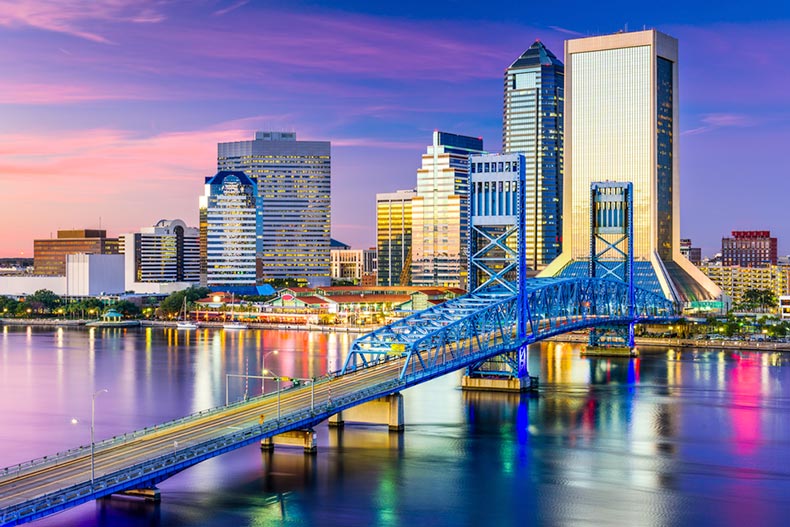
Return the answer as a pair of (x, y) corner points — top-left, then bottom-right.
(1, 0), (788, 258)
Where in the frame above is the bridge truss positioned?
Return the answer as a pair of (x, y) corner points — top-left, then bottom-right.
(342, 276), (676, 379)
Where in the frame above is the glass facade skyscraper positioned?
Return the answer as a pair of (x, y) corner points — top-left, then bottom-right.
(199, 171), (259, 289)
(503, 41), (564, 271)
(540, 30), (721, 304)
(411, 132), (485, 288)
(217, 131), (331, 287)
(376, 189), (416, 286)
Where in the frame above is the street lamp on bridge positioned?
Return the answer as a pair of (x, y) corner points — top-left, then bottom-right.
(90, 389), (108, 488)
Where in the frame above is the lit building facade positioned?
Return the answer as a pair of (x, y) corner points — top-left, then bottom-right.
(540, 30), (721, 304)
(503, 40), (564, 270)
(376, 189), (416, 286)
(330, 249), (364, 282)
(34, 230), (119, 276)
(722, 230), (778, 267)
(122, 219), (200, 293)
(217, 131), (331, 287)
(700, 264), (789, 309)
(411, 132), (485, 288)
(199, 171), (259, 289)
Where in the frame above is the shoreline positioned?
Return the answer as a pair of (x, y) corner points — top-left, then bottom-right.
(3, 318), (789, 350)
(0, 318), (373, 334)
(548, 333), (790, 352)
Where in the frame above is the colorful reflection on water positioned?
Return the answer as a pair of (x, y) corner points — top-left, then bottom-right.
(1, 327), (790, 526)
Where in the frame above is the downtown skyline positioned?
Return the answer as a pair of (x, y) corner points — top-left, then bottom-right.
(1, 1), (789, 259)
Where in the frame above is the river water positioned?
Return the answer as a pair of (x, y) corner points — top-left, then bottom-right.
(1, 325), (790, 526)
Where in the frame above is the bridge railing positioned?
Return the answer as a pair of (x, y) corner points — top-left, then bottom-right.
(0, 371), (347, 484)
(1, 371), (409, 525)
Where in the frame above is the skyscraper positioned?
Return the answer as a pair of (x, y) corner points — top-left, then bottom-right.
(199, 171), (259, 290)
(217, 131), (331, 287)
(122, 219), (200, 293)
(411, 132), (485, 288)
(540, 30), (721, 304)
(503, 41), (564, 271)
(376, 189), (416, 286)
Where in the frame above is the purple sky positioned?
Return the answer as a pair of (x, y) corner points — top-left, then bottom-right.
(0, 1), (788, 258)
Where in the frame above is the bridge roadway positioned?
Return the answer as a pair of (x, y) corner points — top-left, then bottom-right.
(0, 352), (439, 525)
(1, 278), (675, 525)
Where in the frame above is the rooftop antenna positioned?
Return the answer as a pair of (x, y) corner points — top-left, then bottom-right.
(624, 22), (628, 32)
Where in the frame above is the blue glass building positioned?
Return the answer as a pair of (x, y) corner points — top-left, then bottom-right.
(503, 40), (564, 272)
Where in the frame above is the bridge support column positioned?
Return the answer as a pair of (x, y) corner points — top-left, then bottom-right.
(327, 393), (404, 431)
(260, 428), (317, 454)
(461, 374), (538, 392)
(585, 325), (637, 357)
(114, 487), (161, 501)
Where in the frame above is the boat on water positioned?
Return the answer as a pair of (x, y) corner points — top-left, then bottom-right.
(223, 293), (247, 329)
(176, 297), (199, 329)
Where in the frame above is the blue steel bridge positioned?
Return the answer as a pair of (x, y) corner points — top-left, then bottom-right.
(0, 177), (677, 525)
(0, 277), (674, 526)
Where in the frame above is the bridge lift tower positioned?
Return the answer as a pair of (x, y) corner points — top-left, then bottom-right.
(463, 153), (536, 391)
(586, 181), (636, 354)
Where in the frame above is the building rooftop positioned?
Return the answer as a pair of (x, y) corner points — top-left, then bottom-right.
(509, 40), (563, 69)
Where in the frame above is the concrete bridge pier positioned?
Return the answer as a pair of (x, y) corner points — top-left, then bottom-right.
(260, 428), (318, 454)
(328, 393), (404, 431)
(584, 324), (637, 357)
(114, 487), (161, 501)
(461, 374), (538, 392)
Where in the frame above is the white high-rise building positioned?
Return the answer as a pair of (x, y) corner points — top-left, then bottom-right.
(217, 131), (331, 287)
(411, 132), (485, 288)
(540, 30), (720, 304)
(199, 171), (258, 290)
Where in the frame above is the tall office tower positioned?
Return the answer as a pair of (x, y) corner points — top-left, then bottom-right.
(34, 230), (119, 276)
(722, 231), (778, 267)
(217, 131), (331, 287)
(122, 219), (200, 293)
(411, 132), (485, 288)
(199, 171), (259, 290)
(503, 40), (564, 270)
(376, 189), (416, 286)
(540, 30), (721, 304)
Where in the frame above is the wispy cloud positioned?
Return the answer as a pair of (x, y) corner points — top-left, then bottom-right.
(548, 25), (583, 36)
(0, 0), (167, 43)
(682, 112), (758, 135)
(213, 0), (249, 16)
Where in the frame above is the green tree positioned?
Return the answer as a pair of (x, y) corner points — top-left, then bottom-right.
(742, 289), (777, 313)
(26, 289), (62, 312)
(0, 296), (20, 317)
(158, 287), (211, 317)
(111, 300), (141, 317)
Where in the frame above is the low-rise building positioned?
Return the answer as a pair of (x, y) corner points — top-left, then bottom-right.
(700, 264), (790, 310)
(0, 254), (124, 297)
(34, 229), (119, 276)
(780, 296), (790, 320)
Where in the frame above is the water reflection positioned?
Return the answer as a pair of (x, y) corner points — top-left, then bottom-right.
(1, 327), (790, 527)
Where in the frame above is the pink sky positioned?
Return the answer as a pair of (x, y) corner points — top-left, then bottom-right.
(1, 1), (788, 257)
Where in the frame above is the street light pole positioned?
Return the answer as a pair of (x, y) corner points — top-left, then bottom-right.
(276, 377), (281, 421)
(91, 388), (108, 489)
(262, 350), (278, 393)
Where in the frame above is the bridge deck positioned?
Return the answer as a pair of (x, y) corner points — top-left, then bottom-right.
(0, 278), (675, 526)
